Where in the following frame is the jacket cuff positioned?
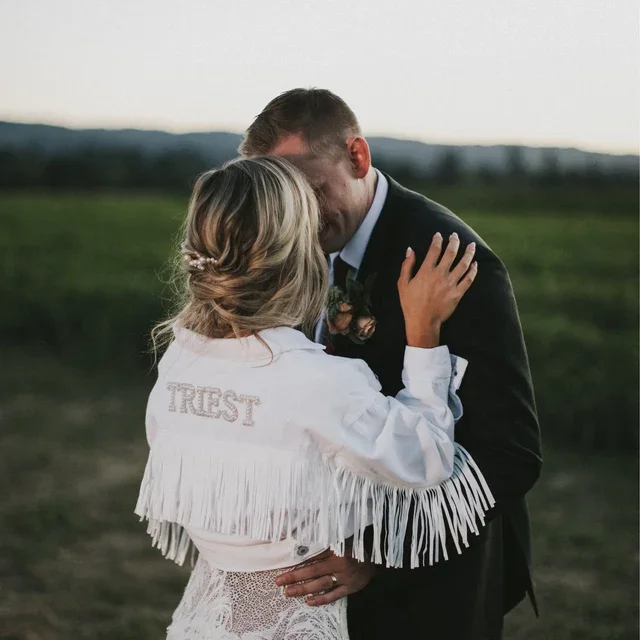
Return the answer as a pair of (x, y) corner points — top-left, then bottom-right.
(403, 345), (452, 384)
(402, 346), (468, 397)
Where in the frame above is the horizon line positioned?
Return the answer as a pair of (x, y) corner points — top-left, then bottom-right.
(1, 116), (638, 158)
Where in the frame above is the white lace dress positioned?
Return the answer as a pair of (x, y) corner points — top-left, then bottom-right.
(166, 555), (349, 640)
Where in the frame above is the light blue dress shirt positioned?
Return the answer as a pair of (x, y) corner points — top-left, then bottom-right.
(315, 169), (389, 343)
(335, 168), (389, 274)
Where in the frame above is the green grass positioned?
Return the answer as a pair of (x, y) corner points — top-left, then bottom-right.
(462, 210), (638, 450)
(0, 186), (637, 638)
(504, 449), (638, 640)
(1, 188), (637, 448)
(1, 193), (183, 360)
(0, 350), (636, 639)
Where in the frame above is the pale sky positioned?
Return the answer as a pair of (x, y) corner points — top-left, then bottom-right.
(1, 0), (638, 154)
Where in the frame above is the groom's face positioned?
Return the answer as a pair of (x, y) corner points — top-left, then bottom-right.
(270, 134), (370, 254)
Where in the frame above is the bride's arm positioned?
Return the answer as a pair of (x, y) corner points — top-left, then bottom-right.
(321, 233), (479, 489)
(275, 235), (486, 597)
(301, 235), (493, 570)
(333, 344), (467, 489)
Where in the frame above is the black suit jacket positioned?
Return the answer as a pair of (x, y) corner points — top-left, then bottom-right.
(333, 176), (542, 640)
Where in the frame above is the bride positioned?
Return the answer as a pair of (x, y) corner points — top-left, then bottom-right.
(134, 156), (493, 639)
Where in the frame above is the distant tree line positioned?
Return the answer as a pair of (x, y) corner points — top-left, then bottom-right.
(0, 144), (637, 192)
(0, 146), (210, 192)
(377, 146), (639, 190)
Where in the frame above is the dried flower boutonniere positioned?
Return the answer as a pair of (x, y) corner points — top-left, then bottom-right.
(326, 271), (377, 344)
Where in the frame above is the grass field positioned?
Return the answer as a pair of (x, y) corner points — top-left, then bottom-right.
(0, 350), (636, 640)
(0, 186), (638, 639)
(1, 188), (637, 448)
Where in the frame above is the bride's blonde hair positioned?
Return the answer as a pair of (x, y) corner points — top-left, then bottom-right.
(152, 156), (328, 350)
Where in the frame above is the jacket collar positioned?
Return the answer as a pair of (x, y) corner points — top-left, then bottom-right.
(173, 324), (324, 362)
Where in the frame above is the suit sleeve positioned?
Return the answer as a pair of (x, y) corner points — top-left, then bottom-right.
(442, 251), (542, 506)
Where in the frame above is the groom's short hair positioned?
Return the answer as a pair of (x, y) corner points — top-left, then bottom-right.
(239, 88), (361, 157)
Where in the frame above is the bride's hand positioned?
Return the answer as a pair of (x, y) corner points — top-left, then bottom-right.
(398, 232), (478, 349)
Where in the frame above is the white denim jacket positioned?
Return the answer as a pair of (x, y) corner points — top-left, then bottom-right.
(135, 325), (494, 572)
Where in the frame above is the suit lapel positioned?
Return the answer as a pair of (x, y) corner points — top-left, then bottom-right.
(332, 176), (406, 370)
(356, 172), (402, 284)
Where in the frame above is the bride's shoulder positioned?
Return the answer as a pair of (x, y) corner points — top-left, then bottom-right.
(289, 349), (381, 394)
(280, 350), (382, 425)
(332, 355), (381, 391)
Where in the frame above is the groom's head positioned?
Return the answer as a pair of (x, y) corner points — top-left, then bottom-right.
(240, 88), (375, 253)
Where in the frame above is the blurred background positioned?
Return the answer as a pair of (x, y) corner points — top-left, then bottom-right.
(0, 0), (638, 638)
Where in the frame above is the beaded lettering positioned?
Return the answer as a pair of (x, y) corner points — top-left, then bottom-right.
(166, 382), (260, 426)
(238, 394), (261, 426)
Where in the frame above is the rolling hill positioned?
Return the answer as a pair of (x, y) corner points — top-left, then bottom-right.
(0, 121), (637, 176)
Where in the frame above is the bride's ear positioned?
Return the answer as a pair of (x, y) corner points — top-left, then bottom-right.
(347, 137), (371, 179)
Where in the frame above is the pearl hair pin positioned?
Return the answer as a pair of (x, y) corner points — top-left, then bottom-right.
(182, 250), (218, 271)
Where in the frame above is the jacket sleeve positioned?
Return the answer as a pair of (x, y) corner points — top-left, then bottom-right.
(442, 254), (542, 506)
(328, 346), (470, 488)
(312, 346), (494, 567)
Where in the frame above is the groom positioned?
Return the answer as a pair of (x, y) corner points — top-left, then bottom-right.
(239, 88), (542, 640)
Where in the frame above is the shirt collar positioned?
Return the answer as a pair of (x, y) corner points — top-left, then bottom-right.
(338, 168), (389, 272)
(173, 324), (324, 362)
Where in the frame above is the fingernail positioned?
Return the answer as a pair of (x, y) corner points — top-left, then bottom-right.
(472, 261), (478, 268)
(434, 232), (442, 239)
(406, 247), (412, 257)
(451, 232), (459, 240)
(275, 577), (283, 586)
(469, 242), (476, 249)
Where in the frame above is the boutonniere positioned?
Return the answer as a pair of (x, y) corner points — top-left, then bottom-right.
(326, 271), (377, 344)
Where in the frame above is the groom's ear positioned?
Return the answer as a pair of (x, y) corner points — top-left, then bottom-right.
(347, 137), (371, 180)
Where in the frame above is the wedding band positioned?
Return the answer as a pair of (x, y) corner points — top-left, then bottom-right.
(330, 573), (338, 585)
